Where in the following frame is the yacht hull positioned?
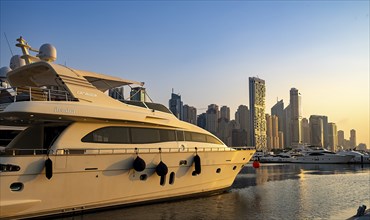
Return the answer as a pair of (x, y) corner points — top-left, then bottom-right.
(291, 155), (353, 164)
(0, 148), (254, 219)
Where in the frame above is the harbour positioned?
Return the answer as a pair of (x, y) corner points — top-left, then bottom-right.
(1, 1), (369, 219)
(55, 163), (370, 220)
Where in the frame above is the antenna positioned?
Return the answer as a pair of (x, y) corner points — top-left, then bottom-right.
(4, 33), (14, 56)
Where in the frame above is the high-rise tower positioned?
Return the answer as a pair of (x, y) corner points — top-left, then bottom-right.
(309, 115), (324, 147)
(249, 77), (267, 151)
(205, 104), (219, 135)
(328, 123), (337, 152)
(350, 129), (356, 148)
(271, 99), (284, 132)
(183, 105), (197, 125)
(169, 90), (183, 120)
(290, 88), (302, 147)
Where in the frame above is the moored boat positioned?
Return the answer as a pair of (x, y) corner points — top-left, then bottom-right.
(337, 150), (370, 164)
(0, 37), (255, 219)
(291, 146), (354, 164)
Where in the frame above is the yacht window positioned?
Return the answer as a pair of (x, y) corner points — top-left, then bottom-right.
(176, 131), (184, 141)
(82, 127), (130, 144)
(81, 127), (223, 145)
(185, 131), (192, 142)
(159, 129), (176, 142)
(191, 133), (207, 142)
(131, 128), (160, 144)
(206, 135), (223, 145)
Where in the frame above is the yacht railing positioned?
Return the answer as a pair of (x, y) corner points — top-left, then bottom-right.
(0, 86), (75, 104)
(0, 146), (255, 156)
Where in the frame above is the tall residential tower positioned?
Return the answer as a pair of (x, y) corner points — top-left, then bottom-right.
(249, 77), (267, 151)
(290, 88), (302, 147)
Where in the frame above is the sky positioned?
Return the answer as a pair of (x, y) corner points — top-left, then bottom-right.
(0, 1), (369, 147)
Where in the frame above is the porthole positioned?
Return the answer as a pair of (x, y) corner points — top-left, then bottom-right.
(216, 168), (221, 173)
(140, 174), (148, 181)
(169, 172), (175, 185)
(10, 182), (23, 192)
(233, 166), (237, 170)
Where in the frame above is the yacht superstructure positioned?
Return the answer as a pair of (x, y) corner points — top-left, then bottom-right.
(0, 37), (255, 219)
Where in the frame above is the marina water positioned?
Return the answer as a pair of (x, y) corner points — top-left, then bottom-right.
(57, 163), (370, 220)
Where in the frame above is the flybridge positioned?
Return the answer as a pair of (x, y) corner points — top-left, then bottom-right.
(0, 37), (144, 105)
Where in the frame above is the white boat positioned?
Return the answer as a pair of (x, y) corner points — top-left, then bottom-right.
(0, 37), (255, 219)
(259, 152), (293, 163)
(291, 146), (354, 164)
(337, 150), (370, 164)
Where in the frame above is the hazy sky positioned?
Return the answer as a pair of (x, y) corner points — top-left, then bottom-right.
(1, 1), (369, 147)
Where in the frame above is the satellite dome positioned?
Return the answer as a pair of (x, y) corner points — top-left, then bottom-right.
(10, 55), (26, 70)
(37, 44), (57, 62)
(0, 67), (12, 79)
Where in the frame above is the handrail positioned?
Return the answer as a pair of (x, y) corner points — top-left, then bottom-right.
(0, 146), (255, 156)
(0, 86), (76, 104)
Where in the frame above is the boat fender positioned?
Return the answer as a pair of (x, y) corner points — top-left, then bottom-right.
(194, 154), (201, 175)
(156, 161), (168, 176)
(133, 156), (146, 172)
(45, 158), (53, 179)
(252, 160), (260, 169)
(156, 161), (168, 186)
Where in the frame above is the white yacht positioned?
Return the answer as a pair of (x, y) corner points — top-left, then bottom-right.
(0, 37), (255, 219)
(259, 153), (293, 163)
(291, 146), (354, 164)
(337, 150), (370, 164)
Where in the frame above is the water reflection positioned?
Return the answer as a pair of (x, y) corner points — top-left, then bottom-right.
(56, 163), (370, 220)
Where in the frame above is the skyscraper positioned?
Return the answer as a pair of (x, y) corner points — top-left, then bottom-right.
(249, 77), (267, 151)
(278, 131), (284, 149)
(271, 115), (280, 149)
(218, 105), (230, 145)
(350, 129), (356, 148)
(271, 99), (284, 133)
(197, 113), (206, 129)
(183, 104), (197, 125)
(337, 130), (345, 148)
(301, 118), (310, 145)
(309, 115), (324, 147)
(235, 105), (249, 145)
(265, 114), (273, 151)
(169, 91), (183, 120)
(284, 104), (291, 148)
(314, 115), (329, 148)
(327, 123), (337, 152)
(220, 106), (230, 121)
(206, 104), (219, 135)
(290, 88), (302, 147)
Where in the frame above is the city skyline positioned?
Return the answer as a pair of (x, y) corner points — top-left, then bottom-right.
(1, 1), (368, 146)
(170, 85), (366, 150)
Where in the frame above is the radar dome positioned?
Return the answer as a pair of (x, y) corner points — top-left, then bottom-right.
(0, 67), (12, 79)
(37, 44), (57, 62)
(10, 55), (26, 70)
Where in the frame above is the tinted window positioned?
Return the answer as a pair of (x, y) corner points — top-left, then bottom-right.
(206, 135), (223, 145)
(159, 129), (176, 142)
(176, 131), (184, 141)
(81, 127), (223, 145)
(82, 127), (130, 143)
(191, 133), (207, 142)
(184, 131), (192, 142)
(131, 128), (160, 144)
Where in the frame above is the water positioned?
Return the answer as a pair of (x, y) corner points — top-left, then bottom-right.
(57, 163), (370, 220)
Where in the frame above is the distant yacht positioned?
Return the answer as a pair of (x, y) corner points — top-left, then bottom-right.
(337, 150), (370, 164)
(0, 37), (255, 219)
(291, 146), (354, 164)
